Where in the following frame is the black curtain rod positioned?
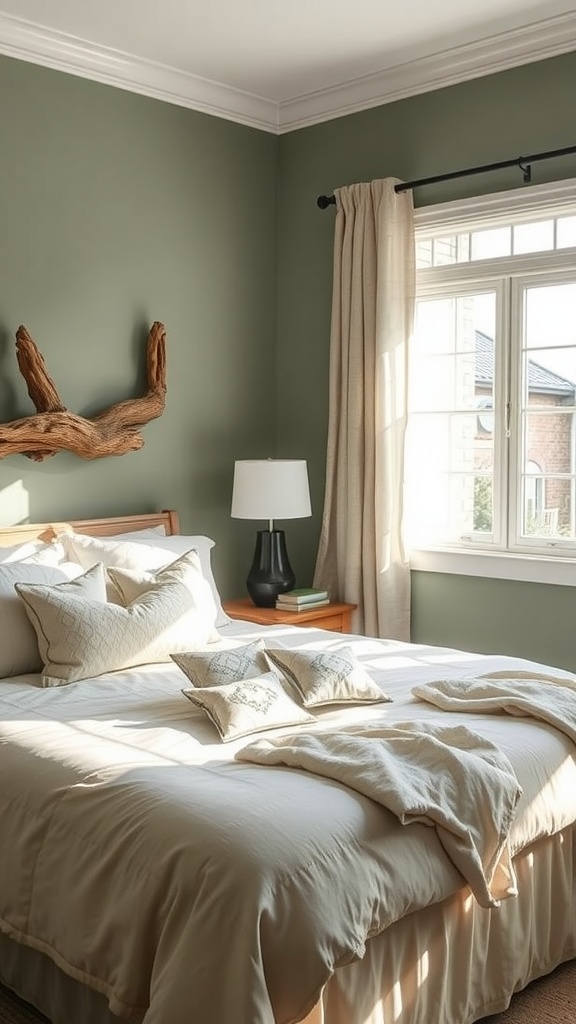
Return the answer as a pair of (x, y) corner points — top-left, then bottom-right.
(316, 143), (576, 209)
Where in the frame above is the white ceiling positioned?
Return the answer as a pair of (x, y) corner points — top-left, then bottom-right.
(0, 0), (575, 133)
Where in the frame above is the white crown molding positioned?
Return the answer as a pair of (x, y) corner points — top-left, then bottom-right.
(278, 12), (576, 132)
(0, 12), (279, 133)
(0, 10), (575, 135)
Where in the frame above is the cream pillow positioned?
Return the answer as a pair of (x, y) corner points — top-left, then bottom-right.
(0, 561), (85, 678)
(58, 530), (230, 627)
(16, 553), (220, 687)
(181, 671), (313, 742)
(171, 640), (267, 688)
(264, 646), (391, 708)
(107, 549), (219, 632)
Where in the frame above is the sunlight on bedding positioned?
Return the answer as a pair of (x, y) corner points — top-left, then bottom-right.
(462, 892), (474, 914)
(391, 978), (403, 1021)
(418, 950), (429, 983)
(0, 718), (197, 771)
(423, 650), (491, 665)
(520, 756), (576, 841)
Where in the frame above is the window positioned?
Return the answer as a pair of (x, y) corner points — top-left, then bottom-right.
(406, 179), (576, 582)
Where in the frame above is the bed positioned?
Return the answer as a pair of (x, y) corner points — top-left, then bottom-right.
(0, 509), (574, 1024)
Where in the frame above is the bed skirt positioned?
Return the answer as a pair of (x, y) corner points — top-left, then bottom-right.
(1, 825), (575, 1024)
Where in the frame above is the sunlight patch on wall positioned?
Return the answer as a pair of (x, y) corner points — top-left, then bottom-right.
(0, 480), (30, 526)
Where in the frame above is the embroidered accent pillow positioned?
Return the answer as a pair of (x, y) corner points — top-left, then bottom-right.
(16, 553), (220, 687)
(181, 671), (313, 742)
(263, 646), (391, 708)
(171, 640), (267, 688)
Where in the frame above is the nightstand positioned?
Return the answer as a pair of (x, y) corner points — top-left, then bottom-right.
(222, 598), (357, 634)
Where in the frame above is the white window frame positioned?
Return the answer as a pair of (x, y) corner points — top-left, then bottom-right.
(410, 177), (576, 586)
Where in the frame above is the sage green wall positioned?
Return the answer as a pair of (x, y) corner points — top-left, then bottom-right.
(0, 55), (278, 598)
(276, 51), (576, 671)
(411, 573), (576, 672)
(4, 48), (576, 666)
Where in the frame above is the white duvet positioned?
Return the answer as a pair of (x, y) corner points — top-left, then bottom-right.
(1, 621), (575, 1024)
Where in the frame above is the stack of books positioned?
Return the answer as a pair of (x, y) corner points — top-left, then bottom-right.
(276, 587), (329, 612)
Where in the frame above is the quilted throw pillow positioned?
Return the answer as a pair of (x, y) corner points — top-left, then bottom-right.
(171, 640), (267, 688)
(16, 553), (220, 687)
(181, 671), (313, 742)
(264, 646), (391, 708)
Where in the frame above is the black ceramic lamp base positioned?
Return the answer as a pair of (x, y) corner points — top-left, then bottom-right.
(246, 529), (296, 607)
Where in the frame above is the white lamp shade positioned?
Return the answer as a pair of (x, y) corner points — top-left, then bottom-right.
(231, 460), (312, 521)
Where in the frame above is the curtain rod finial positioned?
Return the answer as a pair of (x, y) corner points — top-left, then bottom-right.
(317, 194), (335, 209)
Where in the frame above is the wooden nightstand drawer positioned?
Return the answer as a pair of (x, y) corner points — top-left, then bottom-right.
(222, 599), (356, 634)
(295, 611), (350, 633)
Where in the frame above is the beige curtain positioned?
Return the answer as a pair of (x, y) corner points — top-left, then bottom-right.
(313, 178), (415, 640)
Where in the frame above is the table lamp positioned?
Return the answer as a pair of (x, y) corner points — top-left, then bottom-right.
(231, 459), (312, 607)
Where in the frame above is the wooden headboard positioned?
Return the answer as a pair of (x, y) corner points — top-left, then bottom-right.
(0, 510), (180, 547)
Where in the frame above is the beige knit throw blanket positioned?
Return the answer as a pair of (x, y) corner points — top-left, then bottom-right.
(237, 719), (522, 909)
(412, 670), (576, 746)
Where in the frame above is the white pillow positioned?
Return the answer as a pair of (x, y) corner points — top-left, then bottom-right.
(181, 672), (313, 742)
(17, 553), (220, 687)
(0, 539), (68, 565)
(0, 540), (50, 563)
(107, 548), (219, 628)
(0, 527), (164, 570)
(0, 537), (86, 572)
(0, 560), (92, 679)
(58, 531), (230, 627)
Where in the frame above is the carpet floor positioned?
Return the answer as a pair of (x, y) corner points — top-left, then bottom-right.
(0, 958), (574, 1024)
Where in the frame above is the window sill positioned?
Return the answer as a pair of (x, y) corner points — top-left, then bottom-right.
(409, 547), (576, 587)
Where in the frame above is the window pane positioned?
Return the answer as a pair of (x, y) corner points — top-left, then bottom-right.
(417, 233), (471, 267)
(416, 239), (433, 269)
(513, 220), (554, 254)
(522, 412), (575, 539)
(557, 216), (576, 249)
(522, 348), (576, 407)
(470, 227), (511, 260)
(524, 411), (574, 471)
(408, 292), (497, 547)
(521, 474), (574, 539)
(457, 234), (471, 262)
(413, 294), (495, 356)
(411, 353), (485, 411)
(432, 236), (458, 266)
(524, 283), (576, 350)
(473, 475), (493, 533)
(405, 411), (495, 544)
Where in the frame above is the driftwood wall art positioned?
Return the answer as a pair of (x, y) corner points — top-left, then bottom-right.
(0, 321), (167, 461)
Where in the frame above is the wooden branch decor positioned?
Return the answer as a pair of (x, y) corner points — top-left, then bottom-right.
(0, 321), (167, 461)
